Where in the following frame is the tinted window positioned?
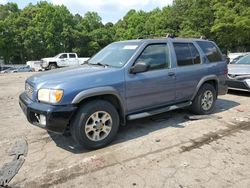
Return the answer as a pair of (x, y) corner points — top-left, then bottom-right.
(60, 54), (67, 59)
(197, 41), (222, 62)
(174, 43), (193, 66)
(235, 54), (250, 64)
(189, 44), (201, 64)
(69, 54), (76, 58)
(135, 44), (170, 71)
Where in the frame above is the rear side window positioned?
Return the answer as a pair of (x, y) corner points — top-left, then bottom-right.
(69, 54), (76, 58)
(196, 41), (222, 62)
(189, 44), (201, 64)
(173, 43), (201, 66)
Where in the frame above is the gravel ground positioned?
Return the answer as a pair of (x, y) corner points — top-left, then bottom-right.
(0, 72), (249, 188)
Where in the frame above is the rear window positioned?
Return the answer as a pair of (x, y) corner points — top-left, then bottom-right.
(196, 41), (222, 62)
(173, 43), (201, 66)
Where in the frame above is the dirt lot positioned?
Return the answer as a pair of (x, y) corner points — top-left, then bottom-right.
(0, 72), (250, 188)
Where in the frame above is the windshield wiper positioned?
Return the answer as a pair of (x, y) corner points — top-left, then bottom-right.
(95, 62), (110, 67)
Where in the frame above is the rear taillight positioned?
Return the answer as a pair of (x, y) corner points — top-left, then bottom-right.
(224, 67), (228, 75)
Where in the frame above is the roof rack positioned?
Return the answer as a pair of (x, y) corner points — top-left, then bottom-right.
(137, 33), (176, 40)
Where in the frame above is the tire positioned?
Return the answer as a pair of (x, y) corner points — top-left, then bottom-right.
(70, 100), (120, 150)
(191, 83), (217, 115)
(48, 63), (57, 70)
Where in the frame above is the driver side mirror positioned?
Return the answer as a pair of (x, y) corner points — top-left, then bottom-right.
(130, 61), (150, 74)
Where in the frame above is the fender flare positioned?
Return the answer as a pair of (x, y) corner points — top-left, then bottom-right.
(48, 62), (58, 66)
(191, 75), (219, 101)
(72, 86), (126, 123)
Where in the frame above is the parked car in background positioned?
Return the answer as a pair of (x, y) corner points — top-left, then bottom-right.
(19, 37), (228, 149)
(229, 54), (247, 64)
(26, 61), (42, 72)
(228, 52), (249, 63)
(13, 65), (34, 73)
(1, 67), (16, 73)
(41, 53), (89, 70)
(1, 66), (33, 73)
(227, 54), (250, 92)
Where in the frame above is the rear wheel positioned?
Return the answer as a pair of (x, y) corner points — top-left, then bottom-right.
(191, 83), (216, 115)
(70, 100), (120, 150)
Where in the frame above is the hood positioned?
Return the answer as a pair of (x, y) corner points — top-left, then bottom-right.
(228, 64), (250, 75)
(26, 64), (125, 105)
(42, 57), (56, 61)
(27, 65), (122, 89)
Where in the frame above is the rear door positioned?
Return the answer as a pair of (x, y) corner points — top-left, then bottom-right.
(68, 53), (79, 66)
(125, 43), (176, 113)
(196, 41), (225, 78)
(173, 42), (206, 102)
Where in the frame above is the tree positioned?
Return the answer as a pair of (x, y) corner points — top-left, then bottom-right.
(0, 0), (249, 63)
(0, 3), (20, 63)
(212, 0), (250, 52)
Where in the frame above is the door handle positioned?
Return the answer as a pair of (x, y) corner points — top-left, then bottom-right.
(168, 72), (175, 77)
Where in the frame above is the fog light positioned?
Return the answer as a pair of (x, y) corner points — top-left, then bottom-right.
(39, 115), (46, 126)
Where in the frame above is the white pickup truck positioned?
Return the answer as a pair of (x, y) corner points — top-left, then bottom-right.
(41, 53), (89, 70)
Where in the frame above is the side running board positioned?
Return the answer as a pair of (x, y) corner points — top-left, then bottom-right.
(127, 101), (192, 120)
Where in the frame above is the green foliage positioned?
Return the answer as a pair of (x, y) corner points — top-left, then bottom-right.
(211, 0), (250, 52)
(0, 0), (249, 64)
(0, 2), (113, 63)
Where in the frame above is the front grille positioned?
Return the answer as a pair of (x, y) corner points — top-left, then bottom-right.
(25, 83), (34, 99)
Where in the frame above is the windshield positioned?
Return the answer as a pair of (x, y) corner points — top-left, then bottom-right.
(88, 42), (140, 68)
(230, 55), (247, 64)
(234, 54), (250, 65)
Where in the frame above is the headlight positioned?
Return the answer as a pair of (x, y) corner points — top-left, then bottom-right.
(38, 89), (63, 103)
(245, 79), (250, 87)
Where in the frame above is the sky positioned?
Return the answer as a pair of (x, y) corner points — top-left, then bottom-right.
(0, 0), (173, 23)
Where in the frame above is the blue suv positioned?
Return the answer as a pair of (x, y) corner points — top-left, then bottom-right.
(19, 37), (228, 149)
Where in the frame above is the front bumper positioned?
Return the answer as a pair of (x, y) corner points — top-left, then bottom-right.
(41, 61), (49, 69)
(226, 79), (250, 92)
(19, 92), (77, 134)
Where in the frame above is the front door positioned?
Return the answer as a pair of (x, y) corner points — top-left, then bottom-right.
(59, 53), (68, 66)
(125, 43), (176, 113)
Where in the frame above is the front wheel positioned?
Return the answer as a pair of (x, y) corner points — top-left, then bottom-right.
(191, 83), (216, 115)
(48, 63), (57, 70)
(70, 100), (120, 150)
